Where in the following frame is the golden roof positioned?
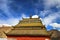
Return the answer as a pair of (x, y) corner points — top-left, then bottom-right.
(0, 27), (13, 33)
(6, 16), (50, 37)
(16, 23), (43, 27)
(0, 31), (7, 38)
(6, 29), (50, 36)
(0, 27), (13, 38)
(15, 17), (43, 27)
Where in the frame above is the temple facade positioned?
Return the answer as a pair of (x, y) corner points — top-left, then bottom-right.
(6, 15), (50, 40)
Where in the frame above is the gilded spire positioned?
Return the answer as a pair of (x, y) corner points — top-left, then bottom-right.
(30, 15), (32, 19)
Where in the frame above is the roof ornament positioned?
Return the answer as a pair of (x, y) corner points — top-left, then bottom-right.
(30, 15), (32, 19)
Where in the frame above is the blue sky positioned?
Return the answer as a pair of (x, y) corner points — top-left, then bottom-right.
(0, 0), (60, 31)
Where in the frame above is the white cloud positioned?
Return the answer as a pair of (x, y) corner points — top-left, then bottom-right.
(40, 10), (52, 17)
(21, 13), (29, 18)
(40, 10), (60, 31)
(38, 0), (60, 31)
(0, 24), (11, 27)
(0, 0), (13, 18)
(44, 0), (60, 9)
(6, 18), (20, 26)
(50, 23), (60, 29)
(0, 18), (20, 26)
(41, 11), (60, 27)
(32, 15), (39, 18)
(0, 14), (28, 26)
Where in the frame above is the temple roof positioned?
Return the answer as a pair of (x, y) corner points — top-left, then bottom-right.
(6, 15), (50, 37)
(0, 31), (7, 38)
(6, 29), (50, 36)
(0, 27), (13, 33)
(15, 23), (44, 27)
(15, 15), (43, 27)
